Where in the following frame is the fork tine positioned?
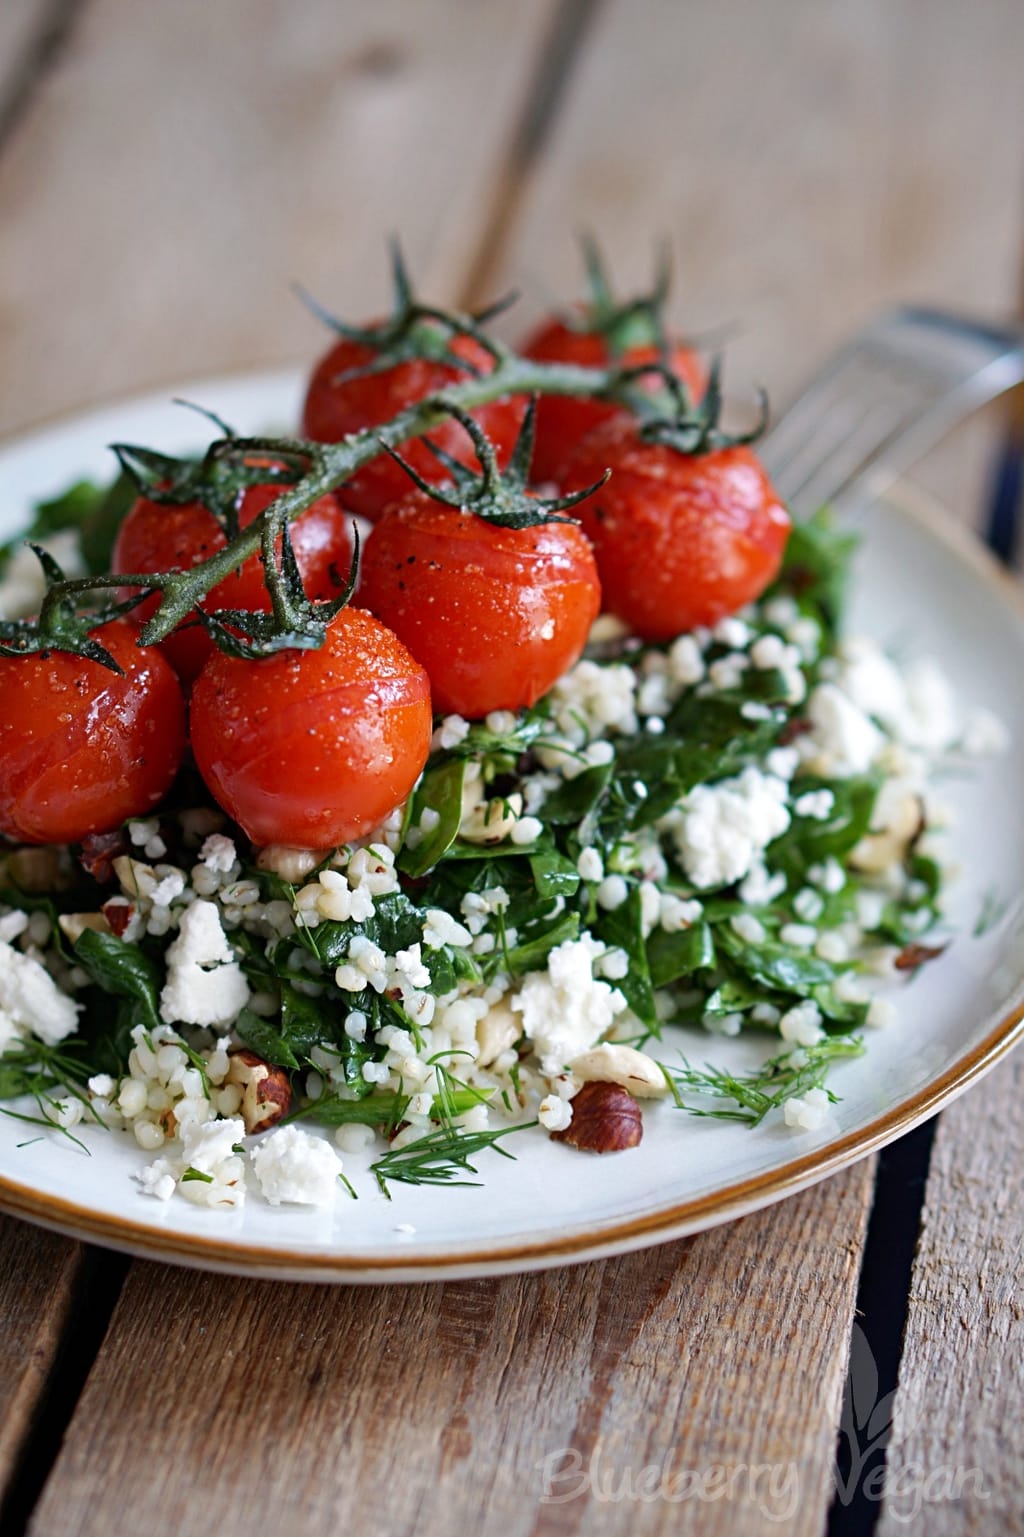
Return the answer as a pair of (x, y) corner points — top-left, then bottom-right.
(760, 307), (1024, 519)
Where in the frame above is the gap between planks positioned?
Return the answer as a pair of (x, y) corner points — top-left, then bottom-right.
(25, 1161), (875, 1537)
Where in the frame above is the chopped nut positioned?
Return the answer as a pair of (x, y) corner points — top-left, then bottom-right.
(568, 1042), (668, 1098)
(57, 912), (111, 944)
(475, 1001), (520, 1068)
(102, 898), (136, 938)
(894, 941), (948, 972)
(79, 829), (128, 883)
(850, 792), (924, 874)
(550, 1080), (643, 1153)
(227, 1049), (292, 1134)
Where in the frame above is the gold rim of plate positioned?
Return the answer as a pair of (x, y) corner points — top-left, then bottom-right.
(1, 393), (1021, 1280)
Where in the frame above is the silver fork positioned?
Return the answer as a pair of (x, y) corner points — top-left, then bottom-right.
(758, 307), (1024, 520)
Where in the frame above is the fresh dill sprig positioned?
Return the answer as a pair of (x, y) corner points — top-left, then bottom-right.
(369, 1120), (535, 1198)
(1, 1099), (90, 1154)
(974, 885), (1010, 938)
(658, 1036), (865, 1126)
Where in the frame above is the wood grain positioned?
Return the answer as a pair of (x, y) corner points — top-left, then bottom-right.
(483, 0), (1024, 533)
(0, 0), (56, 116)
(1, 3), (1020, 1535)
(0, 0), (556, 432)
(27, 1161), (873, 1537)
(875, 1053), (1024, 1534)
(0, 1217), (83, 1504)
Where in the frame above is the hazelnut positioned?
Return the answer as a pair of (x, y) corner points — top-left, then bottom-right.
(550, 1080), (643, 1154)
(226, 1049), (292, 1134)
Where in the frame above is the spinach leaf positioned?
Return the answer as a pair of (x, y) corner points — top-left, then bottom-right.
(399, 758), (466, 878)
(74, 929), (162, 1028)
(647, 922), (716, 987)
(529, 847), (581, 900)
(717, 929), (836, 995)
(773, 507), (858, 636)
(236, 1009), (301, 1071)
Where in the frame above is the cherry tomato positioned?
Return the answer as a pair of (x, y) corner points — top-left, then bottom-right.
(190, 608), (432, 849)
(562, 417), (791, 641)
(521, 316), (705, 485)
(113, 483), (353, 685)
(301, 332), (527, 521)
(0, 621), (186, 845)
(358, 492), (601, 718)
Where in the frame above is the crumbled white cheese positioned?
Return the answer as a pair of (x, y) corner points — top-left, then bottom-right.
(672, 767), (791, 889)
(180, 1116), (245, 1173)
(159, 900), (250, 1028)
(805, 682), (884, 776)
(900, 658), (959, 752)
(836, 638), (907, 730)
(199, 833), (238, 873)
(249, 1125), (343, 1206)
(793, 789), (835, 821)
(0, 940), (80, 1045)
(511, 934), (627, 1074)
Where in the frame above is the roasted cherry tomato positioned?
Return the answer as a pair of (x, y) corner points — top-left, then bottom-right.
(358, 492), (601, 718)
(113, 483), (353, 685)
(190, 609), (432, 849)
(0, 621), (186, 845)
(301, 332), (527, 521)
(521, 316), (705, 485)
(562, 417), (791, 640)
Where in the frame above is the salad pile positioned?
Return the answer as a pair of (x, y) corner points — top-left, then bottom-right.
(0, 246), (1005, 1211)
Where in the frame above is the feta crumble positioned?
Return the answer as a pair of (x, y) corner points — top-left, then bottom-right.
(249, 1125), (344, 1206)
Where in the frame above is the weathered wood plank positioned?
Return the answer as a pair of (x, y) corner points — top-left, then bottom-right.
(0, 1216), (83, 1505)
(876, 1053), (1024, 1534)
(485, 0), (1024, 535)
(0, 0), (556, 432)
(27, 1161), (874, 1537)
(0, 0), (55, 113)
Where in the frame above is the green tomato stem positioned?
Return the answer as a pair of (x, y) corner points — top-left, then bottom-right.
(66, 355), (617, 646)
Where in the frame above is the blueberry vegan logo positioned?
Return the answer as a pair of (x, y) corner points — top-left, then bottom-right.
(533, 1446), (800, 1521)
(832, 1323), (989, 1522)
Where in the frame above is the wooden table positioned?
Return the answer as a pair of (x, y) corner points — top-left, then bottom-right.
(0, 4), (1021, 1533)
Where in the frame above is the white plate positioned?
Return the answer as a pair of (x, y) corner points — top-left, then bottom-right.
(1, 373), (1022, 1283)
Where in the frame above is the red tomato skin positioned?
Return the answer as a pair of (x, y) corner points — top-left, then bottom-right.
(358, 494), (602, 719)
(190, 609), (432, 849)
(563, 419), (791, 641)
(0, 621), (186, 845)
(113, 484), (353, 685)
(520, 318), (705, 485)
(301, 332), (527, 521)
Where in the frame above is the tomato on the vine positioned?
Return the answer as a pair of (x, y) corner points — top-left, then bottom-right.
(0, 621), (186, 845)
(521, 316), (705, 486)
(301, 332), (526, 521)
(190, 608), (432, 849)
(112, 483), (353, 685)
(562, 416), (791, 641)
(358, 491), (601, 719)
